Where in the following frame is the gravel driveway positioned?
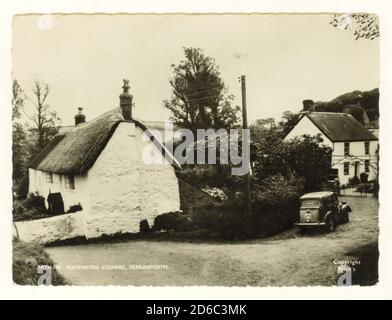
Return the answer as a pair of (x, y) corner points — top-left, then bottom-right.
(46, 196), (379, 286)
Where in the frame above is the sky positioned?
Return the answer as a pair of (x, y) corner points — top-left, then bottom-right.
(12, 14), (379, 126)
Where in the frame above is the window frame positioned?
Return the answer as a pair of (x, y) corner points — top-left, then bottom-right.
(364, 141), (370, 155)
(65, 174), (75, 190)
(344, 142), (350, 156)
(344, 162), (349, 175)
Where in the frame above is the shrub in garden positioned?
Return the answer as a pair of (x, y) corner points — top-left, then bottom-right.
(348, 176), (360, 186)
(139, 219), (151, 233)
(152, 211), (193, 232)
(67, 203), (83, 213)
(13, 193), (50, 222)
(360, 172), (369, 183)
(251, 173), (304, 236)
(23, 193), (47, 211)
(253, 134), (331, 192)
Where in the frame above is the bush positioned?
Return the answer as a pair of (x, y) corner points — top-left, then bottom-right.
(67, 203), (83, 213)
(139, 219), (151, 233)
(23, 194), (47, 211)
(189, 206), (254, 240)
(13, 239), (68, 285)
(251, 173), (303, 236)
(360, 172), (369, 183)
(152, 212), (193, 232)
(152, 173), (305, 240)
(253, 134), (332, 192)
(348, 176), (360, 186)
(252, 173), (304, 207)
(13, 194), (50, 222)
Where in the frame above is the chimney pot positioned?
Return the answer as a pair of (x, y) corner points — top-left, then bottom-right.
(74, 107), (86, 126)
(302, 99), (314, 112)
(119, 79), (133, 120)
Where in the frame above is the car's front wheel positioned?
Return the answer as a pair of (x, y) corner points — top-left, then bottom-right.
(325, 216), (335, 232)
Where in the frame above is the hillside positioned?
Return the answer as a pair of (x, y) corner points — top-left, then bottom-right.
(312, 88), (379, 125)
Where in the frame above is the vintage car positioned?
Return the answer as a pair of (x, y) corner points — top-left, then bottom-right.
(295, 191), (351, 232)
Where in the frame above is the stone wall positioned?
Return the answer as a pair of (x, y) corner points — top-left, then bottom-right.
(13, 212), (85, 244)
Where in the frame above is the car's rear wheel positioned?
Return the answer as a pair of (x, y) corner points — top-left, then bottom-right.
(325, 216), (335, 232)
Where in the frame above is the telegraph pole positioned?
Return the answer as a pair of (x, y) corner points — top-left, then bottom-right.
(240, 75), (252, 218)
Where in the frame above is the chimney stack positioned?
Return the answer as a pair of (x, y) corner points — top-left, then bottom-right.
(302, 99), (314, 112)
(74, 107), (86, 126)
(119, 79), (133, 120)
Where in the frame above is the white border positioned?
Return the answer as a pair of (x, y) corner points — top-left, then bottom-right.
(1, 0), (391, 300)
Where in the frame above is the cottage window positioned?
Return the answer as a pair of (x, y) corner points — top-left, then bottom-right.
(65, 174), (75, 189)
(364, 141), (370, 155)
(344, 162), (349, 175)
(45, 172), (53, 183)
(365, 160), (370, 173)
(344, 142), (350, 156)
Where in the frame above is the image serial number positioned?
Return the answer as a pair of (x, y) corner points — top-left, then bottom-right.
(189, 304), (247, 315)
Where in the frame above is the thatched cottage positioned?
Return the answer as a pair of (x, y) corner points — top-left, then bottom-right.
(27, 80), (181, 239)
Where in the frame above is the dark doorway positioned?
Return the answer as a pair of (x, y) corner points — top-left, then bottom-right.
(47, 192), (65, 214)
(354, 161), (359, 177)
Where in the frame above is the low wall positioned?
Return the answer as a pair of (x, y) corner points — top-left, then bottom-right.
(13, 212), (85, 244)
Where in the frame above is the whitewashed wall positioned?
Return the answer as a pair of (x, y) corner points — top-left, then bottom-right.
(284, 115), (332, 147)
(332, 140), (378, 184)
(85, 122), (180, 239)
(28, 168), (89, 212)
(13, 212), (85, 244)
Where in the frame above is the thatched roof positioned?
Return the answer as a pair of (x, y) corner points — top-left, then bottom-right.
(29, 108), (181, 174)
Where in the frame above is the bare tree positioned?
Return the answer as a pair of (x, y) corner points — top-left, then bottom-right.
(25, 79), (60, 150)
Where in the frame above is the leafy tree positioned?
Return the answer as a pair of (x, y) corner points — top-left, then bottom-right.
(278, 111), (301, 136)
(164, 47), (240, 133)
(330, 14), (379, 40)
(250, 117), (280, 143)
(12, 80), (28, 181)
(25, 79), (60, 151)
(253, 134), (332, 191)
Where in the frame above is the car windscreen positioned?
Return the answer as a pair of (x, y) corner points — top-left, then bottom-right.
(301, 199), (320, 207)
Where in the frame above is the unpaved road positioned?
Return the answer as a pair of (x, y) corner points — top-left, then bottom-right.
(46, 196), (379, 286)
